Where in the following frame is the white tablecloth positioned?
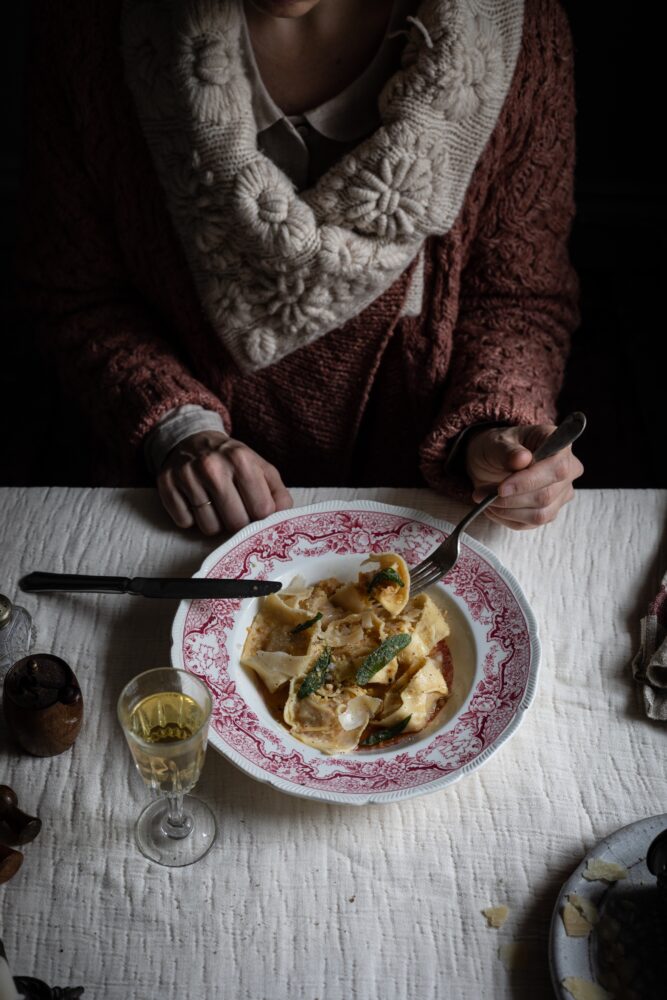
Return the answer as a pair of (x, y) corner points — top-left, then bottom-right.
(0, 487), (665, 1000)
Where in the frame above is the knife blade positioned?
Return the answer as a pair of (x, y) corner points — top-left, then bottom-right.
(19, 572), (281, 599)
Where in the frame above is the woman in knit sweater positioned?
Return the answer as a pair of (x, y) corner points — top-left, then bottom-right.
(17, 0), (583, 535)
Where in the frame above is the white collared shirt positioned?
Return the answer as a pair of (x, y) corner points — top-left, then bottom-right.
(241, 0), (415, 190)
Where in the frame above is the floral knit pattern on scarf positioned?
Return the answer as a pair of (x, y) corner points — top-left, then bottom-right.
(122, 0), (524, 372)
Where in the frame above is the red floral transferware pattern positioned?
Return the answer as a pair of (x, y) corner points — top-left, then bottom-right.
(178, 509), (532, 795)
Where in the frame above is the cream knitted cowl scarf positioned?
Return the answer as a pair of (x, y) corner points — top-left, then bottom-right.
(122, 0), (524, 373)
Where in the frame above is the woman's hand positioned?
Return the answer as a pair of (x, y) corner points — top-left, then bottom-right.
(157, 431), (293, 536)
(464, 424), (584, 530)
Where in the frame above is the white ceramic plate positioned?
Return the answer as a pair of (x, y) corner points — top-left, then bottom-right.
(171, 500), (540, 805)
(549, 813), (667, 999)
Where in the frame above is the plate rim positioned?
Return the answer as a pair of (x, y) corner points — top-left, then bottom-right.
(171, 499), (541, 805)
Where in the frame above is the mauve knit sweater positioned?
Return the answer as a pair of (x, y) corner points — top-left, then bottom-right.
(16, 0), (579, 491)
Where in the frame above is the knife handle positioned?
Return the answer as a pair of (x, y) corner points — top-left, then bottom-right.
(20, 572), (130, 594)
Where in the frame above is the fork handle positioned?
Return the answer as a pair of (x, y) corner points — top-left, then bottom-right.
(531, 411), (586, 463)
(454, 491), (498, 537)
(460, 411), (587, 534)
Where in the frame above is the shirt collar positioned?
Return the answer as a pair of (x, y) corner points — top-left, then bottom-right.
(240, 0), (414, 142)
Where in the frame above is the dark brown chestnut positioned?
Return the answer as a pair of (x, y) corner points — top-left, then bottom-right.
(0, 842), (24, 884)
(0, 784), (42, 846)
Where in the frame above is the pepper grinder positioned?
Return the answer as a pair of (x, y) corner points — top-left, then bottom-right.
(3, 654), (83, 756)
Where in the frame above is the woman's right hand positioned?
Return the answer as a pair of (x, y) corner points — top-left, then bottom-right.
(157, 431), (293, 536)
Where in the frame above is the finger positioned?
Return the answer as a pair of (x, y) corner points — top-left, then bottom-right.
(194, 448), (266, 533)
(494, 451), (583, 500)
(510, 422), (558, 453)
(216, 488), (251, 535)
(175, 463), (223, 536)
(471, 429), (533, 482)
(486, 485), (575, 528)
(157, 467), (194, 529)
(194, 450), (276, 534)
(191, 500), (223, 537)
(499, 442), (534, 473)
(228, 449), (277, 522)
(483, 480), (568, 511)
(192, 452), (255, 534)
(262, 462), (293, 511)
(189, 451), (252, 533)
(484, 507), (535, 531)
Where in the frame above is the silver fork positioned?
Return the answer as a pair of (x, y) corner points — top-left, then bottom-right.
(409, 412), (587, 595)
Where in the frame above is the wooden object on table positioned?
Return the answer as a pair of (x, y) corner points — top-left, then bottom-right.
(2, 655), (83, 757)
(0, 843), (23, 884)
(0, 785), (41, 846)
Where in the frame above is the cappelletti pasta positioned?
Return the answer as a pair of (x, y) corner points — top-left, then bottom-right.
(241, 553), (452, 754)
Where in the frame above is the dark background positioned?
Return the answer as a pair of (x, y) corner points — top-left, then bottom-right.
(1, 4), (664, 488)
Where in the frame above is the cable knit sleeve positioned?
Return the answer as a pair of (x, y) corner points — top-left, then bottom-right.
(15, 2), (229, 482)
(419, 0), (580, 498)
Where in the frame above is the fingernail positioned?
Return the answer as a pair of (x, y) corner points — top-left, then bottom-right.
(498, 483), (514, 498)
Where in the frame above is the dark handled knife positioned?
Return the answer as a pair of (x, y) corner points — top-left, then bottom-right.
(19, 572), (281, 599)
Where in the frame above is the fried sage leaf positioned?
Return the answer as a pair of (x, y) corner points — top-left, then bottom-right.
(297, 646), (332, 700)
(290, 612), (323, 635)
(367, 567), (405, 594)
(361, 714), (412, 746)
(355, 633), (412, 685)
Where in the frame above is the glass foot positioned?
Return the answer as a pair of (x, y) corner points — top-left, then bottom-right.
(135, 795), (217, 867)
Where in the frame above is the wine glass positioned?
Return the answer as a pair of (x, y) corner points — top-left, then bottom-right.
(117, 668), (217, 866)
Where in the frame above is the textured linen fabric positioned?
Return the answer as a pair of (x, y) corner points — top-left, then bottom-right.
(16, 0), (579, 491)
(1, 486), (665, 1000)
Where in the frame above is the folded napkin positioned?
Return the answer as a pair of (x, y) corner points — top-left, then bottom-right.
(632, 569), (667, 720)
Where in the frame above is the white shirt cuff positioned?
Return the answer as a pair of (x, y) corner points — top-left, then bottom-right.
(144, 405), (227, 475)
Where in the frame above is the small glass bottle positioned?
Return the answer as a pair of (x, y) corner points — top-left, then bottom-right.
(0, 594), (35, 683)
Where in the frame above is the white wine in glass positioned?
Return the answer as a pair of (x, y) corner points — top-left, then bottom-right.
(118, 668), (217, 866)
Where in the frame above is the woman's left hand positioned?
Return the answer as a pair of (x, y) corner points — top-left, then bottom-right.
(464, 423), (584, 530)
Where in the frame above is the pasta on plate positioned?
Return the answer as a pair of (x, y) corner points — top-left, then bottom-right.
(240, 553), (452, 754)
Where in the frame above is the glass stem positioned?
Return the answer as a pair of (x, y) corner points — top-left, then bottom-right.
(164, 794), (191, 839)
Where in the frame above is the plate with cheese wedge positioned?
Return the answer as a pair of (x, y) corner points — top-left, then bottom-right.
(171, 500), (540, 804)
(549, 813), (667, 1000)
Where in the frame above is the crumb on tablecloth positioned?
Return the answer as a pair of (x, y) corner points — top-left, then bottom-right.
(498, 942), (530, 970)
(482, 904), (509, 928)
